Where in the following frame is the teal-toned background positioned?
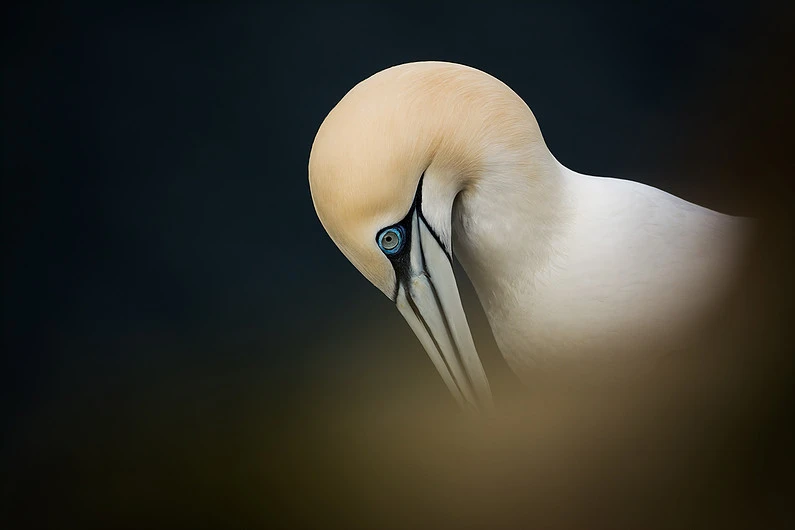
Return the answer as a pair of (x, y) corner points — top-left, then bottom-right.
(2, 2), (793, 528)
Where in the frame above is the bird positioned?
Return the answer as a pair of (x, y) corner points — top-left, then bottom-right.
(308, 61), (751, 411)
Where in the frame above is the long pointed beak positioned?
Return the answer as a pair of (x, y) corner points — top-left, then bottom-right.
(394, 210), (493, 411)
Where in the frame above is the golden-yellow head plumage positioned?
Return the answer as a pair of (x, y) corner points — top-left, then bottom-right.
(308, 61), (549, 297)
(308, 61), (752, 411)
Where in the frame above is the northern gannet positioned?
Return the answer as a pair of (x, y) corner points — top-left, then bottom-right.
(308, 61), (750, 410)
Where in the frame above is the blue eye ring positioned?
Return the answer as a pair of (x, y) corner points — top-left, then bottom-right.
(377, 226), (405, 255)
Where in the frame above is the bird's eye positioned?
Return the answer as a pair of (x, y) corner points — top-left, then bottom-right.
(377, 226), (404, 255)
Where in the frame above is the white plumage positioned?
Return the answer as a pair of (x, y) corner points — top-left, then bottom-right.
(309, 61), (750, 408)
(454, 164), (750, 377)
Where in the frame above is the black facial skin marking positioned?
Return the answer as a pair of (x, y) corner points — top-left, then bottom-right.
(376, 172), (475, 400)
(376, 171), (451, 301)
(403, 284), (465, 398)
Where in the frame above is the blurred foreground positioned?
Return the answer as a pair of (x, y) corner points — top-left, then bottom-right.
(4, 218), (793, 530)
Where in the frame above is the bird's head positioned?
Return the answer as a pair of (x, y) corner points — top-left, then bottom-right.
(308, 61), (550, 410)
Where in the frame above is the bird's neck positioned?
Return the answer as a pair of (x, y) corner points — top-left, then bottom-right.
(451, 154), (570, 318)
(452, 154), (749, 368)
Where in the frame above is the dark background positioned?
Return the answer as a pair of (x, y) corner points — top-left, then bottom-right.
(2, 2), (793, 529)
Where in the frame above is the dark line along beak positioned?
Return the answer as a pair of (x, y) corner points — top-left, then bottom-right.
(394, 209), (493, 411)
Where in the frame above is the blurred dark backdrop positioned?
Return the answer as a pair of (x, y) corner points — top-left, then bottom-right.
(2, 2), (793, 529)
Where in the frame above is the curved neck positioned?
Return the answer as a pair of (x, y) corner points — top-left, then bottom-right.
(451, 155), (569, 316)
(451, 154), (748, 366)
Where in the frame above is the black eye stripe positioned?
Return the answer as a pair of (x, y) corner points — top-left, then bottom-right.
(374, 171), (452, 301)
